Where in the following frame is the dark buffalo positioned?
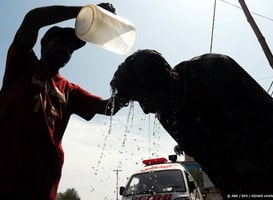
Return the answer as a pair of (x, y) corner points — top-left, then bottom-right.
(111, 49), (273, 197)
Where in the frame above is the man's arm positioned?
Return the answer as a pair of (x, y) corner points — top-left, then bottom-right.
(14, 6), (82, 51)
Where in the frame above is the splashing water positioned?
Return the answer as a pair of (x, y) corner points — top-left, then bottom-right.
(151, 115), (162, 157)
(90, 88), (166, 197)
(94, 89), (116, 170)
(116, 101), (135, 169)
(121, 101), (134, 148)
(91, 89), (135, 194)
(90, 89), (118, 196)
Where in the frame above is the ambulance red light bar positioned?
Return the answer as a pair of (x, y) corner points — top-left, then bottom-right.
(142, 157), (168, 165)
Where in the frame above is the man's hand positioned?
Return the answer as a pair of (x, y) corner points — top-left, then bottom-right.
(113, 96), (130, 108)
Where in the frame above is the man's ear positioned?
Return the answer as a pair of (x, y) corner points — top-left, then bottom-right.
(170, 71), (180, 81)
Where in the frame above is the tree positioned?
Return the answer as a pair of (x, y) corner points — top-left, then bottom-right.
(57, 188), (81, 200)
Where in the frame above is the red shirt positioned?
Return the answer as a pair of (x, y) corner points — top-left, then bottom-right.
(0, 44), (101, 199)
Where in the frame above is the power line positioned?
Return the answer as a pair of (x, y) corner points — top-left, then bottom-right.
(220, 0), (273, 22)
(210, 0), (217, 53)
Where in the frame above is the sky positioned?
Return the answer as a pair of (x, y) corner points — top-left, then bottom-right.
(1, 0), (273, 199)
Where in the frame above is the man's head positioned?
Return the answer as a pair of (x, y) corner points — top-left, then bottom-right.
(40, 26), (85, 70)
(111, 49), (174, 113)
(41, 26), (86, 52)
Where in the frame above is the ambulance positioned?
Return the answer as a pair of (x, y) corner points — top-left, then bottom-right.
(119, 155), (204, 200)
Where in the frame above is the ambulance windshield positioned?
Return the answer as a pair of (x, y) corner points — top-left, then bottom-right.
(123, 169), (186, 196)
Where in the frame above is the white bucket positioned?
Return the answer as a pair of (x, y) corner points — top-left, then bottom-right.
(75, 4), (136, 55)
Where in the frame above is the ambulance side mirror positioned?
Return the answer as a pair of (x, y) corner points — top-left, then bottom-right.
(119, 186), (125, 195)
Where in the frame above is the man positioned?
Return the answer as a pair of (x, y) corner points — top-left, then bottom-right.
(111, 49), (273, 197)
(0, 3), (127, 200)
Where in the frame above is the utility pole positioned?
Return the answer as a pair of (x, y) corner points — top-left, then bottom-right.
(238, 0), (273, 69)
(113, 169), (122, 200)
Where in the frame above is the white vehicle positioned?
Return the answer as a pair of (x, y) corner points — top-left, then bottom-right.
(119, 156), (204, 200)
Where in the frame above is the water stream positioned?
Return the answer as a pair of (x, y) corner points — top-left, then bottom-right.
(90, 90), (165, 197)
(94, 90), (118, 170)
